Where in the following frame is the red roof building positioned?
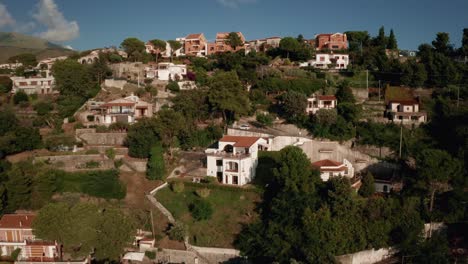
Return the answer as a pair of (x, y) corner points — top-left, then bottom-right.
(315, 33), (348, 50)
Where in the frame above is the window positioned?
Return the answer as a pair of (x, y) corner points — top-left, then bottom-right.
(216, 172), (223, 183)
(233, 176), (239, 185)
(216, 160), (223, 166)
(383, 185), (388, 193)
(320, 57), (325, 62)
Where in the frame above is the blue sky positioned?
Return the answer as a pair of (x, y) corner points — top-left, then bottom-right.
(0, 0), (467, 51)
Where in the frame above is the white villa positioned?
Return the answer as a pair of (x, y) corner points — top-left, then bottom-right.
(312, 159), (354, 181)
(206, 136), (269, 186)
(10, 76), (56, 95)
(94, 94), (153, 125)
(300, 53), (349, 70)
(145, 63), (187, 81)
(306, 94), (337, 114)
(386, 99), (427, 123)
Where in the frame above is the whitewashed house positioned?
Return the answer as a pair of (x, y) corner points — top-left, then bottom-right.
(386, 99), (426, 123)
(312, 159), (354, 181)
(306, 94), (337, 114)
(95, 94), (153, 125)
(206, 136), (269, 186)
(10, 76), (56, 95)
(153, 63), (187, 81)
(300, 53), (349, 70)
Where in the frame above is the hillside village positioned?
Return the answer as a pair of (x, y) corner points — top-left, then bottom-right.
(0, 26), (467, 264)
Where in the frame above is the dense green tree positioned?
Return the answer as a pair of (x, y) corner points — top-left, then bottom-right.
(33, 202), (134, 261)
(149, 39), (166, 63)
(281, 91), (307, 122)
(189, 199), (213, 221)
(226, 32), (244, 50)
(5, 162), (33, 212)
(415, 149), (462, 214)
(0, 109), (18, 136)
(432, 32), (451, 56)
(167, 40), (182, 61)
(374, 26), (387, 48)
(279, 37), (300, 59)
(401, 59), (428, 87)
(121, 37), (146, 61)
(359, 172), (375, 197)
(337, 102), (361, 124)
(461, 28), (468, 57)
(155, 109), (187, 154)
(8, 53), (37, 67)
(0, 76), (13, 93)
(387, 29), (398, 50)
(335, 81), (356, 103)
(93, 208), (135, 260)
(207, 71), (250, 123)
(13, 90), (28, 105)
(52, 59), (95, 98)
(171, 90), (209, 123)
(126, 118), (160, 158)
(146, 143), (165, 180)
(166, 81), (180, 91)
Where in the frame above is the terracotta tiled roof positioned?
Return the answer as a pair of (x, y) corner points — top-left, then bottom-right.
(389, 99), (418, 105)
(102, 98), (135, 107)
(312, 159), (343, 167)
(318, 95), (337, 101)
(219, 136), (261, 148)
(0, 214), (35, 229)
(185, 33), (203, 39)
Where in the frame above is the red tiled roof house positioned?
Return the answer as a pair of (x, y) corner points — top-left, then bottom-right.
(0, 214), (59, 261)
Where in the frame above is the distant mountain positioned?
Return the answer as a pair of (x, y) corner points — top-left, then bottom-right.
(0, 32), (76, 64)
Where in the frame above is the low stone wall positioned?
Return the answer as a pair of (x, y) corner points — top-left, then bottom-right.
(84, 145), (129, 155)
(190, 246), (240, 256)
(34, 154), (114, 172)
(104, 79), (127, 89)
(123, 156), (147, 172)
(335, 248), (394, 264)
(351, 87), (369, 103)
(78, 132), (127, 146)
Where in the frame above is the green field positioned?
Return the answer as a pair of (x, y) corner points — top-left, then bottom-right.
(155, 182), (261, 247)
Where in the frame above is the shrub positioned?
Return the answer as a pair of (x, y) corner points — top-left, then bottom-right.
(171, 181), (184, 193)
(114, 159), (123, 168)
(95, 125), (109, 133)
(135, 88), (146, 97)
(85, 149), (99, 154)
(256, 113), (274, 127)
(74, 122), (84, 129)
(147, 143), (165, 180)
(85, 161), (100, 168)
(108, 122), (129, 131)
(202, 176), (217, 184)
(34, 101), (53, 116)
(11, 248), (21, 261)
(13, 91), (28, 105)
(19, 101), (29, 108)
(44, 134), (76, 151)
(145, 251), (156, 260)
(189, 199), (213, 221)
(166, 81), (180, 92)
(167, 221), (187, 242)
(195, 188), (210, 198)
(105, 148), (116, 160)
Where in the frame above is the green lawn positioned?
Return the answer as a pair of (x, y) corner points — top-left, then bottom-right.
(155, 183), (261, 248)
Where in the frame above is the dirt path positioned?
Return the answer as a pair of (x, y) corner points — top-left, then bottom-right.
(119, 171), (161, 209)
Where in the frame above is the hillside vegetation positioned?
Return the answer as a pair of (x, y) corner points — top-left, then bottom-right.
(0, 32), (75, 63)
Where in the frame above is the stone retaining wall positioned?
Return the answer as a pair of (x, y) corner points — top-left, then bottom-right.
(335, 248), (394, 264)
(34, 154), (114, 172)
(78, 132), (127, 146)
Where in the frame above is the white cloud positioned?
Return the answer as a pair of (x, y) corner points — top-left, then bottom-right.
(216, 0), (257, 8)
(32, 0), (79, 42)
(0, 3), (15, 28)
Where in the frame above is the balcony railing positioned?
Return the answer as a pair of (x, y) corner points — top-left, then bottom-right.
(207, 151), (250, 159)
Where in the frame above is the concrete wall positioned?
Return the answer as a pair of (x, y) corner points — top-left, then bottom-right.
(77, 132), (127, 146)
(123, 156), (147, 172)
(299, 141), (377, 172)
(34, 154), (114, 172)
(351, 88), (369, 103)
(104, 79), (127, 90)
(336, 248), (394, 264)
(271, 136), (313, 151)
(84, 145), (128, 155)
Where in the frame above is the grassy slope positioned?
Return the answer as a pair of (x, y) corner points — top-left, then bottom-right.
(156, 184), (261, 248)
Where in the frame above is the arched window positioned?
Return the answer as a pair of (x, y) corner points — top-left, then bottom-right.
(223, 144), (234, 153)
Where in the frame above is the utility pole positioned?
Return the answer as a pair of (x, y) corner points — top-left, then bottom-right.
(378, 80), (381, 102)
(457, 85), (460, 109)
(366, 69), (369, 89)
(399, 123), (403, 159)
(150, 209), (155, 239)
